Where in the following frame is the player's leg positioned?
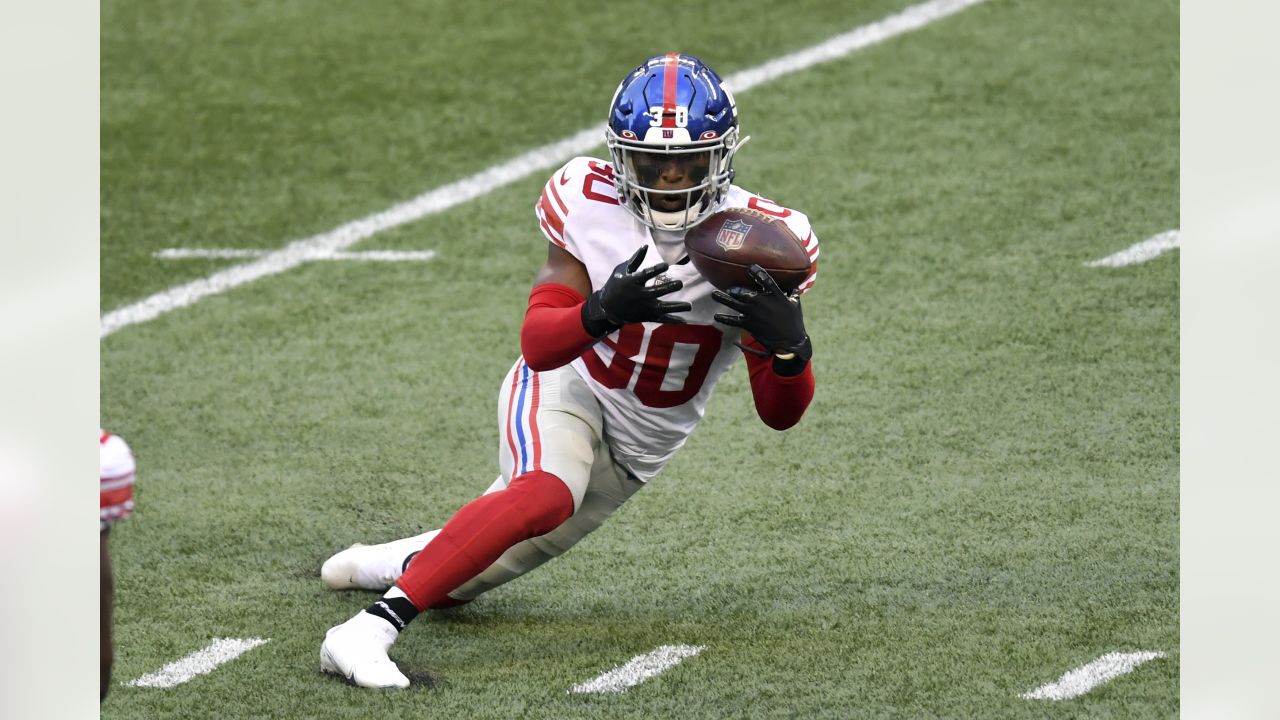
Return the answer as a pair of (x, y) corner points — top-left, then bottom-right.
(319, 475), (506, 592)
(322, 366), (645, 599)
(320, 455), (642, 604)
(390, 357), (606, 607)
(320, 359), (600, 688)
(446, 437), (643, 602)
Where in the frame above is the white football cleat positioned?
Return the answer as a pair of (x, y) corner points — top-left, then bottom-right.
(320, 611), (411, 689)
(321, 530), (439, 591)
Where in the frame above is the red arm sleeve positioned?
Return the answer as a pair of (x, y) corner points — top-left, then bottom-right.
(741, 336), (815, 431)
(520, 283), (599, 371)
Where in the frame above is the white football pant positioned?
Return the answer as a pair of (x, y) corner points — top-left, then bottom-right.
(418, 358), (645, 603)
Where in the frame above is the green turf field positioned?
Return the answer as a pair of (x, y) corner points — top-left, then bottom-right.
(101, 0), (1178, 717)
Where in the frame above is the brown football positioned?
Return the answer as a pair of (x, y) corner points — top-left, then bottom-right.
(684, 208), (812, 293)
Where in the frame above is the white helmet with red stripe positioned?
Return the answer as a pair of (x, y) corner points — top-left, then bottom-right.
(100, 429), (136, 527)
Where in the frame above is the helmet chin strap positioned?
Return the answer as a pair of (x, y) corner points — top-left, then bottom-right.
(647, 204), (702, 231)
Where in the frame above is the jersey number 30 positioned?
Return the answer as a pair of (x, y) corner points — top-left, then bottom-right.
(582, 324), (723, 408)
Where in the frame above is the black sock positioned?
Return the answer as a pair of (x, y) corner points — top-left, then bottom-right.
(364, 596), (420, 632)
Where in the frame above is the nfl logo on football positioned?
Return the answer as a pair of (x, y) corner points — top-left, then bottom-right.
(715, 219), (752, 252)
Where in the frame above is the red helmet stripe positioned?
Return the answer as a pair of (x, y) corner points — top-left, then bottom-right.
(661, 53), (679, 128)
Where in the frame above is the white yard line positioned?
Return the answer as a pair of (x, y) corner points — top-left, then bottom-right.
(724, 0), (990, 92)
(99, 123), (596, 339)
(1085, 230), (1180, 267)
(329, 250), (438, 262)
(154, 248), (267, 259)
(1020, 651), (1166, 700)
(570, 645), (705, 694)
(101, 0), (991, 339)
(155, 248), (438, 262)
(127, 637), (270, 689)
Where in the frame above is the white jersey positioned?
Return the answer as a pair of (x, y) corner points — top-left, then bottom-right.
(535, 156), (820, 481)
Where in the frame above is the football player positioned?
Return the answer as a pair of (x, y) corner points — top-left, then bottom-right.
(320, 53), (820, 688)
(100, 429), (136, 700)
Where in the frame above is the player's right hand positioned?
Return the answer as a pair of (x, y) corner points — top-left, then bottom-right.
(581, 246), (691, 336)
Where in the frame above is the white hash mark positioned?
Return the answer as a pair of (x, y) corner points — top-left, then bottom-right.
(570, 644), (705, 694)
(128, 637), (270, 688)
(1021, 651), (1166, 700)
(1085, 230), (1180, 267)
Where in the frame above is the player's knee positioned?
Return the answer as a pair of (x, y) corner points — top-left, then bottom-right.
(506, 470), (575, 536)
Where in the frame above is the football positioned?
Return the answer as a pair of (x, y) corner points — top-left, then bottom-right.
(683, 208), (812, 293)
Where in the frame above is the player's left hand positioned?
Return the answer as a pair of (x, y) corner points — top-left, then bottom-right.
(711, 264), (812, 364)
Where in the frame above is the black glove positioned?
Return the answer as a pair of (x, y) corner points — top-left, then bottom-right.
(712, 264), (812, 370)
(581, 246), (692, 337)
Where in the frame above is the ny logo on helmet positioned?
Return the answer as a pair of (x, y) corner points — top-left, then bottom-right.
(715, 219), (752, 251)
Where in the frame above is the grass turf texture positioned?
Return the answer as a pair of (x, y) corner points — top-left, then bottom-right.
(102, 0), (1178, 717)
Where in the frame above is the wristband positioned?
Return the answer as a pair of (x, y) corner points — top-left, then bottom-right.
(581, 290), (623, 338)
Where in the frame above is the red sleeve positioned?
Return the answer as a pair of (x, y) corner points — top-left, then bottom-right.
(741, 336), (815, 431)
(520, 283), (599, 371)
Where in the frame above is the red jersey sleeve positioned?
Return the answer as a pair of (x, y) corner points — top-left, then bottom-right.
(520, 283), (599, 371)
(739, 336), (815, 430)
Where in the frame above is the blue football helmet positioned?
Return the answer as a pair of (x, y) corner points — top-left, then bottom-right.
(605, 54), (749, 231)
